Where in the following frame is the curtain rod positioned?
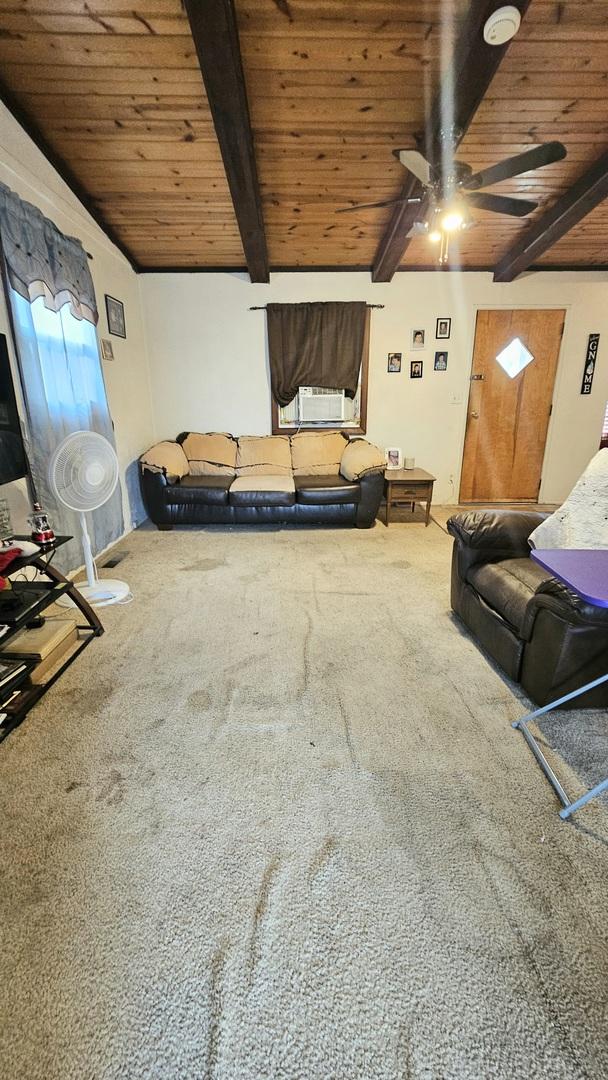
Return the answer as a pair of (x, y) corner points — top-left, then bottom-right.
(249, 303), (384, 310)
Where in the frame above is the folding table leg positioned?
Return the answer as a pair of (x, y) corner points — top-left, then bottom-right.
(513, 672), (608, 819)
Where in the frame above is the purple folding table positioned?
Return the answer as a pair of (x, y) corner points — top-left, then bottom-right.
(512, 549), (608, 820)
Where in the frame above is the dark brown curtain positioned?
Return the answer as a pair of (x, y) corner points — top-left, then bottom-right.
(267, 301), (368, 407)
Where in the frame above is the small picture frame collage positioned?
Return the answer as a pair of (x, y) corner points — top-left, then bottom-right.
(386, 318), (451, 380)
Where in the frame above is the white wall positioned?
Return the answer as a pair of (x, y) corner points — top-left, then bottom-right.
(141, 269), (608, 505)
(0, 102), (155, 537)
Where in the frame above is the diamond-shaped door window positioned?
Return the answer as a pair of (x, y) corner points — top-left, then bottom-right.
(496, 337), (534, 379)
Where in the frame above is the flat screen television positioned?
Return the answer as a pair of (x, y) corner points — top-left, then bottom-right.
(0, 333), (28, 485)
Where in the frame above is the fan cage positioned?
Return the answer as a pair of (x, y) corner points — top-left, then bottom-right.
(49, 431), (119, 512)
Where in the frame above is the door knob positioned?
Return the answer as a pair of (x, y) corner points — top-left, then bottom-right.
(470, 411), (480, 419)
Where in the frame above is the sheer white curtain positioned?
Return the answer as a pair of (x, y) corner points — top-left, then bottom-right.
(10, 290), (123, 572)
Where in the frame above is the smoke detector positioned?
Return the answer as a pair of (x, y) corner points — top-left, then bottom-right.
(483, 5), (521, 45)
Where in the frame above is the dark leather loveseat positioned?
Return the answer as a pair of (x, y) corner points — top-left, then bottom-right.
(448, 509), (608, 708)
(139, 431), (385, 530)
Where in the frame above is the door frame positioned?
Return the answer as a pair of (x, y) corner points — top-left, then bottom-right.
(456, 303), (571, 505)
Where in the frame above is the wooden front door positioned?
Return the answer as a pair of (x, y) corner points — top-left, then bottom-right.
(459, 308), (565, 502)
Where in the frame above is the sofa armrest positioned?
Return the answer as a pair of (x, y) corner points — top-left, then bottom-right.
(139, 462), (171, 525)
(356, 469), (384, 528)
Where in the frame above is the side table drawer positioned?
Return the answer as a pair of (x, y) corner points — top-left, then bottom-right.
(389, 484), (432, 499)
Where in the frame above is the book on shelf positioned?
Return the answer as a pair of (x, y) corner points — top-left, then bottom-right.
(2, 617), (77, 660)
(0, 657), (32, 701)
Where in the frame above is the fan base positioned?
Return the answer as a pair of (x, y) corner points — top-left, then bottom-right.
(57, 578), (131, 608)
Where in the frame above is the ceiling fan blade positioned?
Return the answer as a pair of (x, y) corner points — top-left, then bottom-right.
(463, 142), (567, 191)
(464, 192), (538, 217)
(393, 149), (433, 186)
(336, 196), (422, 214)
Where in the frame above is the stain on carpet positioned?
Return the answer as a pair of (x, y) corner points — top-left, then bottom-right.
(248, 857), (281, 984)
(181, 558), (225, 572)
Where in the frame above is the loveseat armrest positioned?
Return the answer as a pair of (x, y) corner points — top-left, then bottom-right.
(448, 509), (550, 578)
(527, 577), (608, 629)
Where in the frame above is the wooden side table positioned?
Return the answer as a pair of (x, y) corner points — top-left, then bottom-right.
(384, 468), (436, 526)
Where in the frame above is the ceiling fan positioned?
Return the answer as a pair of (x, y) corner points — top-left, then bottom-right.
(337, 140), (567, 262)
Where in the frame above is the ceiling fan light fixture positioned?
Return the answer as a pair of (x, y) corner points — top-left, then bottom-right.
(483, 5), (521, 46)
(441, 210), (465, 232)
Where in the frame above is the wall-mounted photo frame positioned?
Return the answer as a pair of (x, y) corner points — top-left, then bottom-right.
(385, 447), (402, 470)
(105, 294), (126, 338)
(100, 338), (115, 361)
(411, 328), (425, 350)
(436, 317), (451, 339)
(410, 360), (423, 378)
(387, 352), (402, 372)
(434, 351), (448, 371)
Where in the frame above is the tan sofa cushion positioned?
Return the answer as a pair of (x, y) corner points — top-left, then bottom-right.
(290, 431), (348, 476)
(230, 475), (295, 493)
(140, 440), (189, 480)
(340, 438), (385, 481)
(181, 432), (237, 476)
(236, 435), (292, 476)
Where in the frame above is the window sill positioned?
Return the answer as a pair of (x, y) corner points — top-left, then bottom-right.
(272, 423), (366, 437)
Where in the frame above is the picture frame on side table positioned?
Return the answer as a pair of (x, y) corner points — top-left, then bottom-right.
(105, 295), (126, 339)
(386, 448), (402, 470)
(436, 317), (451, 339)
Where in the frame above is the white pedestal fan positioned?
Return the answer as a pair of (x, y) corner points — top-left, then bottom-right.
(49, 430), (131, 607)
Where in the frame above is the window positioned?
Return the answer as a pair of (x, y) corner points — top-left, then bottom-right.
(495, 337), (534, 379)
(277, 377), (362, 430)
(271, 353), (369, 435)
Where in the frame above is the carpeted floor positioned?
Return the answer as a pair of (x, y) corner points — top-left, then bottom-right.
(1, 516), (607, 1080)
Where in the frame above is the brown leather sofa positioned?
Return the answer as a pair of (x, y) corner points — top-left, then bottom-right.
(139, 431), (386, 530)
(448, 509), (608, 708)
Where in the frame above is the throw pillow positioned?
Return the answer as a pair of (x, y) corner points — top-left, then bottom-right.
(340, 439), (385, 481)
(529, 448), (608, 549)
(181, 432), (237, 476)
(290, 431), (348, 476)
(236, 435), (292, 476)
(140, 441), (189, 481)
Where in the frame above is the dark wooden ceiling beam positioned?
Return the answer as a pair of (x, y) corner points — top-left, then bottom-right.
(493, 150), (608, 282)
(371, 0), (532, 283)
(183, 0), (269, 283)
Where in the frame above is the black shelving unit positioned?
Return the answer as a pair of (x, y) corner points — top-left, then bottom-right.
(0, 536), (103, 742)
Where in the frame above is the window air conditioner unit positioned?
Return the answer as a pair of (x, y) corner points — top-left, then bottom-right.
(298, 387), (345, 422)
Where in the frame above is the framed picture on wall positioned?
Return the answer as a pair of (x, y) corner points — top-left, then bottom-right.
(105, 294), (126, 338)
(411, 328), (425, 350)
(410, 360), (423, 378)
(434, 351), (448, 371)
(436, 317), (451, 339)
(387, 352), (402, 372)
(100, 338), (115, 361)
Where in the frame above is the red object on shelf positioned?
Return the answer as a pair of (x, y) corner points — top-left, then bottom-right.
(0, 546), (22, 592)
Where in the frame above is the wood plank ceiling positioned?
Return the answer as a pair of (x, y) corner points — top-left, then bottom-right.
(0, 0), (605, 273)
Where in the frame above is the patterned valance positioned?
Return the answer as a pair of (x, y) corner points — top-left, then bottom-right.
(0, 181), (98, 324)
